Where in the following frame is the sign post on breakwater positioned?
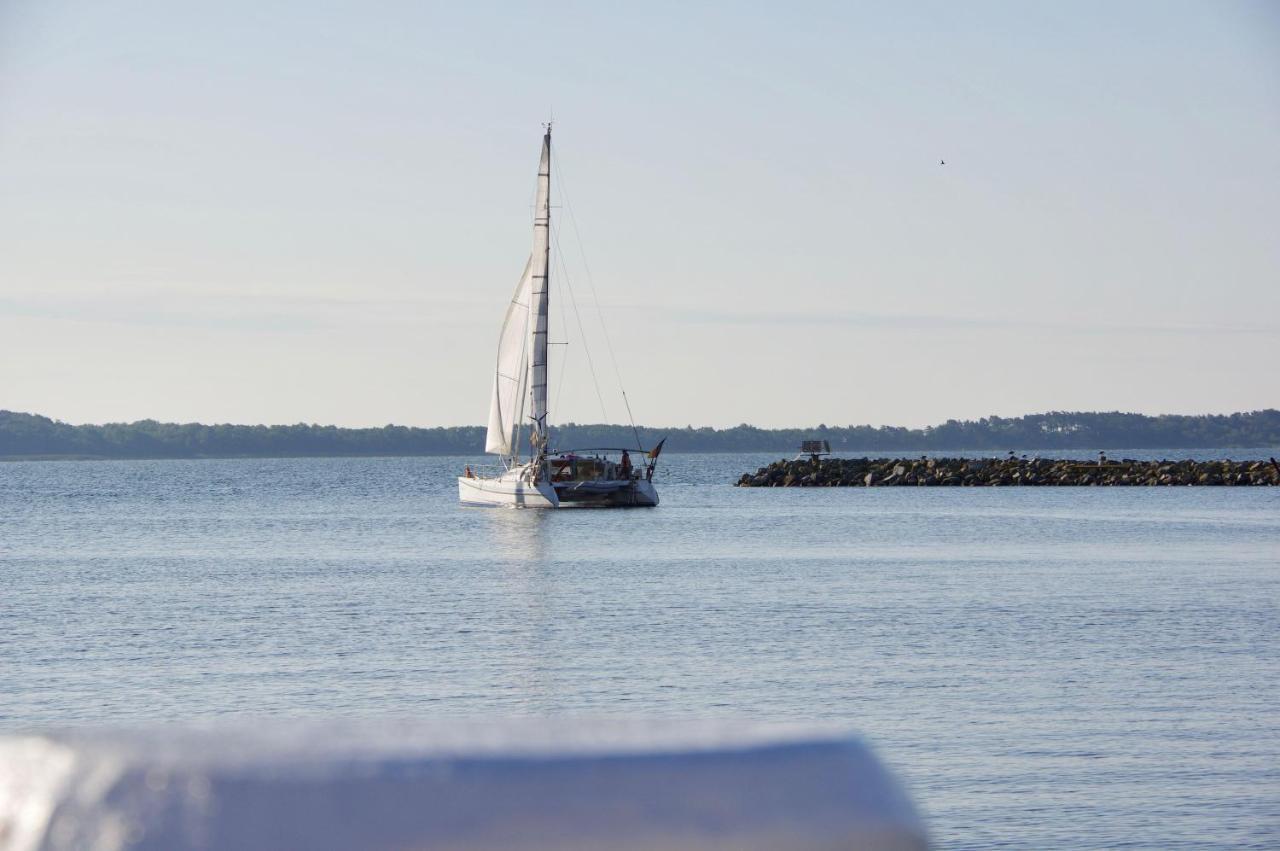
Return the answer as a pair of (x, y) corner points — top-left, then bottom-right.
(795, 440), (831, 463)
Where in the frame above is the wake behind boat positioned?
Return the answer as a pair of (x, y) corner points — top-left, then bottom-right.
(458, 125), (661, 509)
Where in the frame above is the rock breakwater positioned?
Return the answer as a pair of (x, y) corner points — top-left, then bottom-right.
(736, 456), (1280, 487)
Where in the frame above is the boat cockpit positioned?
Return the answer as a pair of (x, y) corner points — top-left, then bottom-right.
(548, 449), (650, 485)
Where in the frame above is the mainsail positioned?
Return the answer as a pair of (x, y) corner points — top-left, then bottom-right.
(484, 258), (532, 456)
(484, 127), (552, 459)
(528, 128), (552, 451)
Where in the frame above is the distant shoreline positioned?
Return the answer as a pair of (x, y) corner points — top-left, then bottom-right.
(3, 409), (1279, 460)
(12, 445), (1280, 465)
(6, 448), (1280, 464)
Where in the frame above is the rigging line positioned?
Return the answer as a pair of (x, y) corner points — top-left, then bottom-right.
(549, 147), (644, 452)
(551, 235), (572, 423)
(550, 219), (610, 424)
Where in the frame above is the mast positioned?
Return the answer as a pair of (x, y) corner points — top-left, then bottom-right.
(528, 124), (552, 459)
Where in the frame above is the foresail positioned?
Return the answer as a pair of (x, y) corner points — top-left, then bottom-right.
(484, 257), (533, 456)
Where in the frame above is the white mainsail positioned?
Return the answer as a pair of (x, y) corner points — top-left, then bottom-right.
(484, 257), (533, 456)
(484, 127), (553, 459)
(528, 129), (552, 451)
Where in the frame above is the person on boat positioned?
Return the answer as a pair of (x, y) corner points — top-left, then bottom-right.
(620, 450), (632, 479)
(464, 465), (474, 479)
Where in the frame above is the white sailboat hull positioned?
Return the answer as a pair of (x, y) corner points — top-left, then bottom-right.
(458, 475), (659, 509)
(458, 473), (560, 508)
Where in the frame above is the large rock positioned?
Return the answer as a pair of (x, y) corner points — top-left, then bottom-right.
(0, 720), (928, 851)
(733, 456), (1278, 487)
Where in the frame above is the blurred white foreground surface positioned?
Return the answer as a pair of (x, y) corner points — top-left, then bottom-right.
(0, 719), (927, 850)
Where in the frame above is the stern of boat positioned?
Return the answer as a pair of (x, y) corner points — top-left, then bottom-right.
(552, 477), (658, 508)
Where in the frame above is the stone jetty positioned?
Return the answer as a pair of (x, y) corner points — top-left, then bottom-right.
(736, 456), (1280, 487)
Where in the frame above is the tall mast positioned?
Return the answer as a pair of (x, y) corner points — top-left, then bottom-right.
(528, 124), (552, 458)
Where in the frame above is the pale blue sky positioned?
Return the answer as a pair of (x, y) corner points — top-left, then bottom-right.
(2, 1), (1277, 428)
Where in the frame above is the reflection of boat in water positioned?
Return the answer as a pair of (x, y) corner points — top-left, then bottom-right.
(458, 125), (661, 509)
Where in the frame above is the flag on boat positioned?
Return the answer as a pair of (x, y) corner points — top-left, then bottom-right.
(648, 438), (666, 461)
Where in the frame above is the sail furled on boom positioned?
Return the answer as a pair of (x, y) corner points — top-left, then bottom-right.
(484, 257), (533, 456)
(528, 128), (552, 450)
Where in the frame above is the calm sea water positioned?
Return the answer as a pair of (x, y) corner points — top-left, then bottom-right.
(3, 451), (1279, 849)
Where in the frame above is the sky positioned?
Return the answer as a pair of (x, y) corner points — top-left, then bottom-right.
(1, 1), (1277, 429)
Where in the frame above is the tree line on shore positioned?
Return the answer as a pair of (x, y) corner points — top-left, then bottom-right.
(1, 409), (1278, 459)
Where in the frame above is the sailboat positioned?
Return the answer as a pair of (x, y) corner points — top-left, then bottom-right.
(458, 125), (661, 509)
